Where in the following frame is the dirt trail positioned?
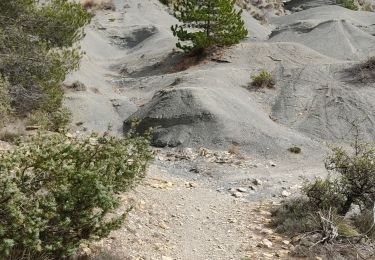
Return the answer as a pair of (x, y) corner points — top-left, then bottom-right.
(89, 149), (324, 260)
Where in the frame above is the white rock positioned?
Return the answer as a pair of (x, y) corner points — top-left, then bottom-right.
(261, 238), (273, 248)
(232, 192), (243, 198)
(281, 190), (291, 197)
(237, 187), (247, 192)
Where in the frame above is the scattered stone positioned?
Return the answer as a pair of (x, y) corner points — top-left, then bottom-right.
(282, 240), (290, 245)
(237, 187), (247, 192)
(158, 222), (169, 230)
(275, 250), (289, 257)
(162, 256), (173, 260)
(269, 161), (276, 167)
(281, 190), (291, 197)
(232, 192), (243, 198)
(185, 182), (197, 188)
(262, 252), (274, 258)
(260, 238), (273, 248)
(261, 229), (274, 235)
(216, 187), (225, 192)
(249, 185), (257, 191)
(252, 179), (263, 186)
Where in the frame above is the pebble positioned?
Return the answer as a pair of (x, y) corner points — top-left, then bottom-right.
(232, 192), (243, 198)
(260, 238), (273, 248)
(252, 179), (263, 186)
(237, 187), (247, 192)
(185, 182), (197, 188)
(281, 190), (291, 197)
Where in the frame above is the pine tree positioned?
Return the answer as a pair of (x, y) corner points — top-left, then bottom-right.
(171, 0), (248, 53)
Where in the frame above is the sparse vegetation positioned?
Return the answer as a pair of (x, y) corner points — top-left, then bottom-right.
(288, 147), (301, 154)
(336, 0), (359, 10)
(0, 130), (153, 259)
(251, 69), (275, 88)
(27, 107), (72, 133)
(273, 140), (375, 256)
(171, 0), (248, 53)
(353, 57), (375, 83)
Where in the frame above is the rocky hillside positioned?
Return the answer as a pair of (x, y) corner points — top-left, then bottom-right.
(67, 0), (375, 160)
(61, 1), (375, 259)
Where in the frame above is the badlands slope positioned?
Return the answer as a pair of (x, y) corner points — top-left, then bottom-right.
(66, 0), (375, 159)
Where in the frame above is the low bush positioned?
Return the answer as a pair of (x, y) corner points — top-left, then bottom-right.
(288, 147), (301, 154)
(251, 69), (275, 88)
(302, 177), (346, 214)
(0, 130), (153, 259)
(273, 140), (375, 242)
(27, 107), (72, 133)
(272, 198), (320, 235)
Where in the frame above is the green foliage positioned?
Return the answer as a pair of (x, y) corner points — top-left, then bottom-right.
(0, 75), (11, 127)
(326, 143), (375, 214)
(303, 177), (346, 213)
(251, 69), (275, 88)
(271, 198), (320, 235)
(0, 0), (91, 120)
(27, 107), (72, 133)
(0, 131), (153, 258)
(273, 141), (375, 239)
(336, 0), (358, 10)
(171, 0), (248, 53)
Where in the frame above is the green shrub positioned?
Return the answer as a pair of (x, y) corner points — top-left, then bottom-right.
(27, 107), (72, 133)
(0, 75), (11, 127)
(273, 141), (375, 239)
(336, 0), (358, 10)
(0, 0), (91, 123)
(326, 143), (375, 214)
(302, 177), (346, 213)
(251, 69), (275, 88)
(271, 198), (320, 235)
(0, 131), (153, 259)
(171, 0), (248, 53)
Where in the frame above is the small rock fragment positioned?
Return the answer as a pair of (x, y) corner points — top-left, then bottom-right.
(260, 238), (273, 248)
(232, 192), (243, 198)
(281, 190), (291, 197)
(237, 187), (247, 192)
(252, 179), (263, 186)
